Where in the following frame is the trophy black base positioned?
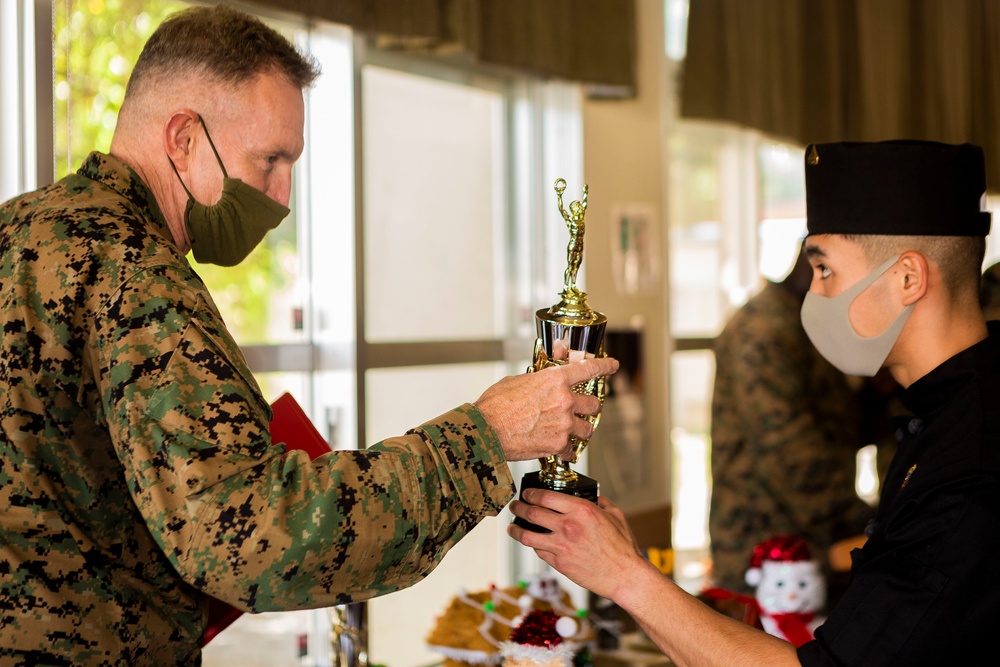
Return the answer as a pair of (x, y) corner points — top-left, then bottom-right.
(513, 470), (599, 533)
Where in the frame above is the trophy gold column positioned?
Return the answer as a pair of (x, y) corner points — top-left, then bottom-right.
(513, 178), (608, 533)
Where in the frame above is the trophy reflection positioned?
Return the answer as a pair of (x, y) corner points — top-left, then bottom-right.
(513, 178), (608, 533)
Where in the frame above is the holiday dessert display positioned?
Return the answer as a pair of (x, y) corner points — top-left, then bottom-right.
(425, 574), (595, 666)
(744, 535), (826, 647)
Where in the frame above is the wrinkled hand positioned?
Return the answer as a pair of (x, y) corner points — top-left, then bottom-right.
(507, 490), (644, 601)
(474, 356), (618, 462)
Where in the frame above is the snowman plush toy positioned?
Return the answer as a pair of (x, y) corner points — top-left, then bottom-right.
(744, 535), (826, 647)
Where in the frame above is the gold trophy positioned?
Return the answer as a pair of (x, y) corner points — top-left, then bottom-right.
(513, 178), (608, 533)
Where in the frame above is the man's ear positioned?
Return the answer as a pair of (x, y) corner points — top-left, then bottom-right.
(897, 251), (929, 305)
(163, 111), (201, 171)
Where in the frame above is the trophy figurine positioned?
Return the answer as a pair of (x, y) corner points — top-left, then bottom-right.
(513, 178), (608, 533)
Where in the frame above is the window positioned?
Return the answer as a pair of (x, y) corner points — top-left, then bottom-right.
(1, 0), (48, 202)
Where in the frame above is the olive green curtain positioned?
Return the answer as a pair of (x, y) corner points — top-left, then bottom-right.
(682, 0), (1000, 191)
(252, 0), (636, 97)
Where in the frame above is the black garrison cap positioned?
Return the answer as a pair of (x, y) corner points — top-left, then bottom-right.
(805, 140), (991, 236)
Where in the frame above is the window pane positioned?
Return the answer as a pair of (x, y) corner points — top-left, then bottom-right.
(362, 66), (506, 342)
(669, 349), (713, 592)
(54, 0), (188, 177)
(664, 0), (690, 61)
(1, 1), (41, 200)
(306, 23), (356, 347)
(364, 362), (510, 667)
(668, 129), (725, 337)
(757, 141), (806, 281)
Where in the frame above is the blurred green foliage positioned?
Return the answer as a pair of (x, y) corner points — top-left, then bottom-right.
(53, 0), (299, 345)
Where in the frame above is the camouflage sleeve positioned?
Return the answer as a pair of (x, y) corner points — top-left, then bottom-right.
(714, 306), (862, 530)
(96, 264), (514, 612)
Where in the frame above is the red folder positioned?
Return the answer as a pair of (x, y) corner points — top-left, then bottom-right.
(268, 391), (332, 461)
(202, 392), (333, 645)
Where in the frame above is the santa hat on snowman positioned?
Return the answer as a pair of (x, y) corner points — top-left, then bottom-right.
(745, 535), (827, 647)
(499, 609), (582, 667)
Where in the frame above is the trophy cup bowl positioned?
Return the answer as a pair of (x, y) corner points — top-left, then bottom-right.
(513, 179), (608, 533)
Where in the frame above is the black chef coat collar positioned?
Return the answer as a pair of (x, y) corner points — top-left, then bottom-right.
(901, 320), (1000, 417)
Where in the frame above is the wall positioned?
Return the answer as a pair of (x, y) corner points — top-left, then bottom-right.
(582, 0), (672, 516)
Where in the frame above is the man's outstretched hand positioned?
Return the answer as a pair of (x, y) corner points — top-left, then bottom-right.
(474, 356), (618, 462)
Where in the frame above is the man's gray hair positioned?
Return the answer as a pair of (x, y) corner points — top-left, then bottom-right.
(123, 3), (320, 100)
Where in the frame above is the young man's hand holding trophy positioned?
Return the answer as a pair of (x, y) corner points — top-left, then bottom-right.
(513, 178), (609, 533)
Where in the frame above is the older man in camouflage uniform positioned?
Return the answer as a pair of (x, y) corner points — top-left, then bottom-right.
(709, 245), (875, 604)
(0, 6), (617, 665)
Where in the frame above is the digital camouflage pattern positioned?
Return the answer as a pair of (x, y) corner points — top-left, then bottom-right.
(0, 153), (515, 665)
(709, 281), (874, 601)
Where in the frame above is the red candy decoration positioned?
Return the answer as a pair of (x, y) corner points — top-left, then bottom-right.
(508, 610), (564, 648)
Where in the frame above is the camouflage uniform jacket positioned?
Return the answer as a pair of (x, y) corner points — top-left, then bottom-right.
(0, 153), (515, 665)
(709, 281), (873, 596)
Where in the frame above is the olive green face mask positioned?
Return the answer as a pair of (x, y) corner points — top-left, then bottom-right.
(168, 116), (290, 267)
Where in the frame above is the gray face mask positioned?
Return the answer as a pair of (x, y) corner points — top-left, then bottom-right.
(168, 116), (290, 267)
(800, 255), (914, 376)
